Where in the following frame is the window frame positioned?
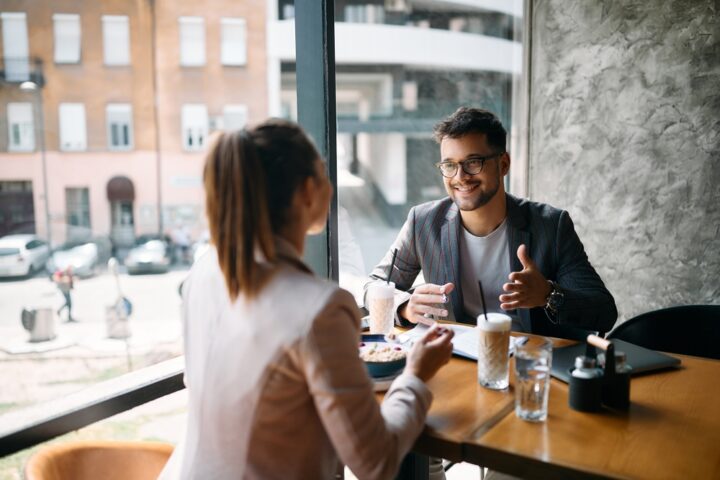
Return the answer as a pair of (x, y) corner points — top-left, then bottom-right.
(1, 12), (30, 81)
(53, 13), (82, 64)
(222, 104), (249, 130)
(106, 103), (134, 151)
(102, 15), (130, 66)
(58, 102), (87, 151)
(7, 102), (35, 152)
(178, 16), (206, 67)
(181, 103), (209, 151)
(220, 17), (247, 66)
(294, 0), (339, 280)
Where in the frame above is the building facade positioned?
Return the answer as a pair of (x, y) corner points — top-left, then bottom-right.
(0, 0), (268, 246)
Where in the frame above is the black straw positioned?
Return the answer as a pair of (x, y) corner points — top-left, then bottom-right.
(478, 280), (488, 322)
(387, 249), (398, 285)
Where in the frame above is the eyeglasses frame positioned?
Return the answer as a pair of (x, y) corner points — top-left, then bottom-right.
(435, 152), (506, 178)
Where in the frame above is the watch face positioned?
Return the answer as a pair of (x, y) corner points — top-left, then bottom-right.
(550, 289), (564, 308)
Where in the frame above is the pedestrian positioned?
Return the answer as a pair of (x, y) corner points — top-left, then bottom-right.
(54, 267), (75, 322)
(173, 225), (191, 265)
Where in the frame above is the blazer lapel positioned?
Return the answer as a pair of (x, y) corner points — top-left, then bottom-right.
(506, 195), (533, 332)
(441, 204), (464, 322)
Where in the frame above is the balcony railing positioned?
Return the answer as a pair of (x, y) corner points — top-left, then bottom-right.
(0, 57), (45, 86)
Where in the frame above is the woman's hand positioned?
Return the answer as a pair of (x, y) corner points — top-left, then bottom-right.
(405, 324), (454, 382)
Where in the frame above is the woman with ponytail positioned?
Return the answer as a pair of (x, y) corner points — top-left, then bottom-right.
(159, 119), (454, 479)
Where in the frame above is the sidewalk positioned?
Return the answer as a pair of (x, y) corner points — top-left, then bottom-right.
(0, 316), (182, 415)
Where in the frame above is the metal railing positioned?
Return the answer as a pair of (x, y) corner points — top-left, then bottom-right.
(0, 356), (184, 457)
(0, 57), (44, 86)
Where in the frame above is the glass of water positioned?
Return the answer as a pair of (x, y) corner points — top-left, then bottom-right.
(514, 337), (553, 422)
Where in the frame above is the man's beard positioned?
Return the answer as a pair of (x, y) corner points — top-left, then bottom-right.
(451, 178), (500, 211)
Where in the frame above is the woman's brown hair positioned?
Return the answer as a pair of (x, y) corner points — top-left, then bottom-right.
(203, 119), (320, 300)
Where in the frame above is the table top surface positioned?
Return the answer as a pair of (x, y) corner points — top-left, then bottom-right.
(413, 333), (720, 480)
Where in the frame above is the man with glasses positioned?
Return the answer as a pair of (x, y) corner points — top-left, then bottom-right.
(368, 107), (617, 339)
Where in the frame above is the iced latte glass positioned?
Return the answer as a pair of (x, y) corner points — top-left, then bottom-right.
(367, 281), (396, 335)
(477, 313), (512, 390)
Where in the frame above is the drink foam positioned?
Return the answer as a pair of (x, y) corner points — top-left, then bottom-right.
(477, 313), (512, 332)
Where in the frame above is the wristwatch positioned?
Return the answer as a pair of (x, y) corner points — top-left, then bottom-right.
(544, 280), (564, 322)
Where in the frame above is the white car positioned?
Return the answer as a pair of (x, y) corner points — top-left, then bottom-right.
(0, 234), (51, 277)
(46, 242), (99, 278)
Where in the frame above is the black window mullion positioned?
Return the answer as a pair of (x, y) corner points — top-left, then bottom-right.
(294, 0), (339, 281)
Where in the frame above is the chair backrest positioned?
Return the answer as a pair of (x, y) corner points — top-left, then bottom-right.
(607, 305), (720, 360)
(24, 440), (173, 480)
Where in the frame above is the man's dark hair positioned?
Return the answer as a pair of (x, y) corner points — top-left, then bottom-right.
(433, 107), (507, 152)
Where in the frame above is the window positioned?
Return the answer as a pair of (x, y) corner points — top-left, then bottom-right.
(65, 187), (91, 228)
(223, 104), (248, 130)
(106, 103), (133, 150)
(7, 103), (35, 152)
(323, 2), (526, 301)
(102, 15), (130, 66)
(0, 0), (286, 445)
(1, 12), (30, 81)
(58, 103), (87, 151)
(53, 14), (81, 64)
(181, 104), (208, 151)
(221, 17), (247, 66)
(179, 17), (205, 66)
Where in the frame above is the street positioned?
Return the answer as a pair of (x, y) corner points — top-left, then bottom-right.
(0, 267), (189, 416)
(0, 267), (189, 327)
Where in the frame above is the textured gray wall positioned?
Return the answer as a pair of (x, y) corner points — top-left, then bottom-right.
(528, 0), (719, 323)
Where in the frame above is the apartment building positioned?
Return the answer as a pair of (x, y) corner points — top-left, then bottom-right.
(0, 0), (268, 246)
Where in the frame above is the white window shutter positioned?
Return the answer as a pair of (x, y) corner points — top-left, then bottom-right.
(179, 17), (205, 66)
(1, 12), (30, 81)
(53, 14), (82, 63)
(223, 104), (248, 130)
(221, 18), (247, 66)
(102, 15), (130, 65)
(59, 103), (87, 151)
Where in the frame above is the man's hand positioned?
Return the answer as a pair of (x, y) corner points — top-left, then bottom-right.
(500, 244), (551, 310)
(399, 283), (455, 324)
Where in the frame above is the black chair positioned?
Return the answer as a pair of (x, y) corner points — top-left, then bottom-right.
(607, 305), (720, 360)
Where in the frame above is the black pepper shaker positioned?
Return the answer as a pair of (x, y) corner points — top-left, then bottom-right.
(568, 355), (603, 412)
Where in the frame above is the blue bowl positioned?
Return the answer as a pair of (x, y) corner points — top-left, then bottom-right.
(360, 334), (407, 378)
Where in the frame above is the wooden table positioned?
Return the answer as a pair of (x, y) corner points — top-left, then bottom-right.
(408, 336), (720, 480)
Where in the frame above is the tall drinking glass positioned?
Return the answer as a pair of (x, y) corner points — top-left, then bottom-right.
(367, 281), (395, 335)
(477, 313), (512, 390)
(514, 338), (553, 422)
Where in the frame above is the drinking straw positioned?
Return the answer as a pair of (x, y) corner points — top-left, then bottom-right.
(387, 249), (398, 285)
(478, 280), (488, 322)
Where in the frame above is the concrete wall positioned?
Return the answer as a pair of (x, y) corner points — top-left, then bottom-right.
(529, 0), (720, 322)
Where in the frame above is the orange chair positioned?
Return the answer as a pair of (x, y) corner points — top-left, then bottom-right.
(25, 440), (173, 480)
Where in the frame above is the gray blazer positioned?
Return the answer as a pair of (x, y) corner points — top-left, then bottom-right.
(369, 194), (617, 339)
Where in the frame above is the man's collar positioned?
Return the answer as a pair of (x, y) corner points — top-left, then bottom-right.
(444, 193), (528, 230)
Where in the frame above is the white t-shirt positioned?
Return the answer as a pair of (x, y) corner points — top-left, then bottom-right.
(459, 219), (522, 330)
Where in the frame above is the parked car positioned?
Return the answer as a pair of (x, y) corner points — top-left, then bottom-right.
(125, 235), (174, 274)
(45, 236), (113, 278)
(0, 234), (51, 277)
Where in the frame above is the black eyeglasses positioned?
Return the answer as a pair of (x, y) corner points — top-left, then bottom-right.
(435, 153), (505, 178)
